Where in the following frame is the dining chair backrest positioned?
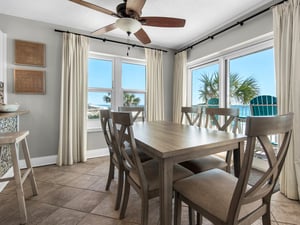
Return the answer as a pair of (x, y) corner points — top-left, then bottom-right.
(228, 113), (293, 224)
(250, 95), (277, 116)
(205, 108), (239, 133)
(100, 109), (113, 153)
(118, 106), (145, 122)
(111, 112), (147, 189)
(180, 106), (203, 127)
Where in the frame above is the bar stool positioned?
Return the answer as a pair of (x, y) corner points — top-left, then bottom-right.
(0, 131), (38, 225)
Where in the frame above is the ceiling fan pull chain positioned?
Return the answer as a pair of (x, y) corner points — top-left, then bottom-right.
(126, 33), (131, 56)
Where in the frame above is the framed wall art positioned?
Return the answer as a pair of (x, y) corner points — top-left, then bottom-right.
(14, 40), (45, 67)
(14, 69), (45, 94)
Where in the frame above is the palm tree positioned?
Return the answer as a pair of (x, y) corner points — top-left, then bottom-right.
(198, 72), (260, 104)
(103, 93), (141, 106)
(123, 93), (140, 106)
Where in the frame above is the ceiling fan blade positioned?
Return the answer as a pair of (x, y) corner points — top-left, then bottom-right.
(69, 0), (119, 18)
(92, 23), (117, 36)
(126, 0), (146, 17)
(134, 28), (151, 44)
(140, 17), (186, 27)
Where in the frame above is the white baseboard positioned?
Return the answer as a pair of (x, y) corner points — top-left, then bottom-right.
(0, 148), (109, 192)
(87, 148), (109, 159)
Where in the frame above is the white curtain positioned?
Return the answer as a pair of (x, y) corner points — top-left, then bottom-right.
(145, 49), (164, 121)
(172, 51), (188, 123)
(273, 0), (300, 200)
(57, 33), (89, 166)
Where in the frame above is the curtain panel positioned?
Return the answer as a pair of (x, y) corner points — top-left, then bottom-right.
(172, 51), (188, 123)
(57, 33), (89, 166)
(273, 0), (300, 200)
(145, 49), (164, 121)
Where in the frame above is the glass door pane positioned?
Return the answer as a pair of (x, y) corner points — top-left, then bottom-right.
(191, 63), (219, 107)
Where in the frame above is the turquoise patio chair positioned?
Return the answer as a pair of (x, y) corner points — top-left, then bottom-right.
(250, 95), (277, 116)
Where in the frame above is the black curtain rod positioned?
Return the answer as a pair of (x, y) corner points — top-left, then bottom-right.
(175, 0), (288, 54)
(54, 29), (168, 53)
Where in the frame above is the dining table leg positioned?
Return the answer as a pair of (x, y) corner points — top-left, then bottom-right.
(233, 140), (245, 177)
(159, 157), (173, 225)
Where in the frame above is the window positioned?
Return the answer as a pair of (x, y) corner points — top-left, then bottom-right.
(188, 36), (275, 117)
(191, 62), (219, 107)
(228, 48), (275, 118)
(87, 53), (146, 130)
(122, 62), (146, 107)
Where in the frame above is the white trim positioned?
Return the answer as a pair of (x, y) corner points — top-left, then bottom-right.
(87, 148), (109, 159)
(19, 155), (57, 169)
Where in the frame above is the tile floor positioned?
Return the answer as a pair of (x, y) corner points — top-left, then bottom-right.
(0, 156), (299, 225)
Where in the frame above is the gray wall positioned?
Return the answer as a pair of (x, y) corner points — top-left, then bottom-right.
(187, 11), (273, 62)
(0, 13), (175, 158)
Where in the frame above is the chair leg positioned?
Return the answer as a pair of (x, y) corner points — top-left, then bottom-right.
(262, 203), (271, 225)
(21, 138), (38, 196)
(114, 167), (124, 210)
(188, 207), (195, 225)
(11, 143), (27, 225)
(119, 176), (130, 219)
(105, 154), (115, 191)
(196, 212), (202, 225)
(141, 193), (149, 225)
(174, 191), (182, 225)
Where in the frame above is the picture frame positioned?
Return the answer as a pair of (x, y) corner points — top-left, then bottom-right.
(14, 40), (46, 67)
(14, 69), (45, 94)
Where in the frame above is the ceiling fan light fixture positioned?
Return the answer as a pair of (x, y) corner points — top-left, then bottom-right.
(116, 18), (141, 34)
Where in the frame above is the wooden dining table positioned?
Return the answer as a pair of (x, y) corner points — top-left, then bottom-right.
(133, 120), (247, 225)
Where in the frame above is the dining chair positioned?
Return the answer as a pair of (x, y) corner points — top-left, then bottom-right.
(118, 106), (145, 122)
(100, 109), (151, 210)
(180, 106), (203, 127)
(111, 111), (193, 225)
(174, 113), (294, 225)
(180, 108), (239, 173)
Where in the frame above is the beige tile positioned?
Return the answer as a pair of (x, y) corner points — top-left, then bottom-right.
(92, 193), (120, 219)
(24, 180), (61, 200)
(88, 175), (118, 193)
(26, 201), (58, 225)
(65, 174), (99, 189)
(64, 189), (106, 213)
(78, 214), (119, 225)
(40, 186), (83, 206)
(60, 163), (98, 174)
(38, 208), (86, 225)
(0, 193), (19, 223)
(271, 200), (300, 224)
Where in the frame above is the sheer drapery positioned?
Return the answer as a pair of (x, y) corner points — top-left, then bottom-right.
(273, 0), (300, 200)
(172, 51), (188, 123)
(57, 33), (89, 166)
(145, 49), (164, 121)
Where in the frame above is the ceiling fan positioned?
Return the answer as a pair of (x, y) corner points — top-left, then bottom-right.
(69, 0), (186, 44)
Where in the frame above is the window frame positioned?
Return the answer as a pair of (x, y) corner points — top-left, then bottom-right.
(87, 52), (146, 131)
(187, 33), (274, 108)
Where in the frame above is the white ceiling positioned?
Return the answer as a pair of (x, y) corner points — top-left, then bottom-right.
(0, 0), (273, 50)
